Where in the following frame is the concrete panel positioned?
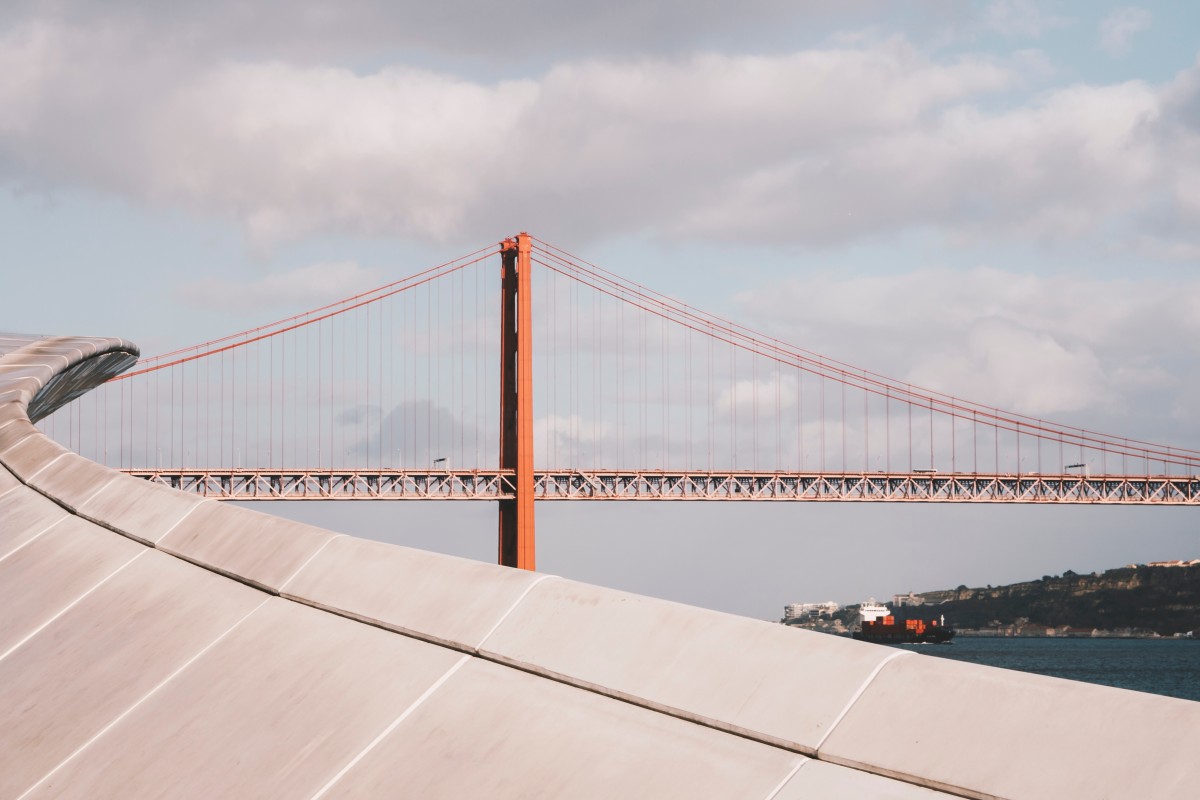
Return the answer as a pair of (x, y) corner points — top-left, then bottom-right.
(0, 386), (33, 405)
(323, 656), (803, 800)
(0, 371), (58, 402)
(0, 362), (56, 388)
(0, 335), (42, 354)
(2, 351), (72, 368)
(283, 535), (544, 650)
(157, 501), (337, 591)
(0, 402), (26, 425)
(28, 340), (90, 359)
(0, 374), (46, 404)
(820, 653), (1200, 800)
(0, 548), (266, 798)
(0, 355), (66, 373)
(78, 472), (206, 544)
(27, 452), (117, 511)
(0, 487), (69, 558)
(23, 598), (465, 799)
(0, 462), (17, 495)
(0, 432), (70, 481)
(0, 417), (38, 455)
(481, 579), (897, 753)
(34, 336), (95, 351)
(31, 336), (123, 360)
(0, 516), (143, 656)
(772, 760), (952, 800)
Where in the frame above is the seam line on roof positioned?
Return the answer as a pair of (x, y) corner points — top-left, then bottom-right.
(278, 534), (345, 594)
(760, 756), (811, 800)
(0, 429), (37, 459)
(0, 514), (69, 564)
(9, 449), (202, 547)
(152, 499), (206, 544)
(308, 654), (471, 800)
(475, 573), (558, 649)
(23, 450), (68, 483)
(14, 596), (272, 800)
(813, 649), (910, 754)
(70, 474), (118, 511)
(0, 549), (148, 666)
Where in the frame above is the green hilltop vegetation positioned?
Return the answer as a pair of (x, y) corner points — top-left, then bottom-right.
(831, 562), (1200, 637)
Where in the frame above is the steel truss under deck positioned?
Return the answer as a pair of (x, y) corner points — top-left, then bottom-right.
(125, 469), (1200, 504)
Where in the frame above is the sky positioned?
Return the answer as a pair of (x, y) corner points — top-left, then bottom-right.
(3, 0), (1200, 620)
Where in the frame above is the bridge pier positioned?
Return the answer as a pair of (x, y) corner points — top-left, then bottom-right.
(498, 233), (536, 569)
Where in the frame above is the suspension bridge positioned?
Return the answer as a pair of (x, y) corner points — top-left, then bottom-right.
(37, 233), (1200, 569)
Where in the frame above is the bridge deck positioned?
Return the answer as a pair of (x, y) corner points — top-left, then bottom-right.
(126, 468), (1200, 504)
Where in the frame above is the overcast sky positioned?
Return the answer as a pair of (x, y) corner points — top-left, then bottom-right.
(4, 1), (1199, 619)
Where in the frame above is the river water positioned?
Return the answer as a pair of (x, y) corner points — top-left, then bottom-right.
(886, 637), (1200, 702)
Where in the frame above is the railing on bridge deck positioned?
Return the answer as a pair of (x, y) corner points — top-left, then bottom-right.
(126, 468), (1200, 504)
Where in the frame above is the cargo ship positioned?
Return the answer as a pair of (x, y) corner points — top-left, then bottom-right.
(852, 600), (955, 644)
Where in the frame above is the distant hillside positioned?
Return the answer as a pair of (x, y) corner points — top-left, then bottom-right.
(908, 563), (1200, 635)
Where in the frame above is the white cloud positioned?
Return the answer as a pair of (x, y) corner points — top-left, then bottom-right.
(906, 318), (1105, 416)
(178, 261), (386, 311)
(734, 267), (1200, 430)
(2, 15), (1200, 259)
(716, 374), (797, 414)
(157, 62), (538, 244)
(1098, 7), (1151, 57)
(674, 78), (1162, 245)
(0, 26), (1019, 246)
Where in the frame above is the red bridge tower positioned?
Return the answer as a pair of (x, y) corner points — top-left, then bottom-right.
(498, 233), (535, 569)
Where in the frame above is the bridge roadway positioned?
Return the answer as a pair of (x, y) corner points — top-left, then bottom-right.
(129, 467), (1200, 503)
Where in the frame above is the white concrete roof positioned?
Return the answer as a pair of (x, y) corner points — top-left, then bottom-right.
(1, 335), (1197, 799)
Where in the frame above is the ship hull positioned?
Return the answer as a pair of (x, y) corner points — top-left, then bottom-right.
(853, 627), (956, 644)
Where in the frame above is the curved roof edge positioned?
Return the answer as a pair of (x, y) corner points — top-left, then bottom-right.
(0, 333), (138, 421)
(0, 335), (1196, 799)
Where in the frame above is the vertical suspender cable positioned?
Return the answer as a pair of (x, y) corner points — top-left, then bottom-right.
(929, 397), (934, 470)
(797, 364), (803, 471)
(864, 372), (869, 472)
(820, 372), (825, 473)
(907, 385), (913, 473)
(752, 340), (757, 471)
(885, 387), (891, 473)
(840, 380), (846, 472)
